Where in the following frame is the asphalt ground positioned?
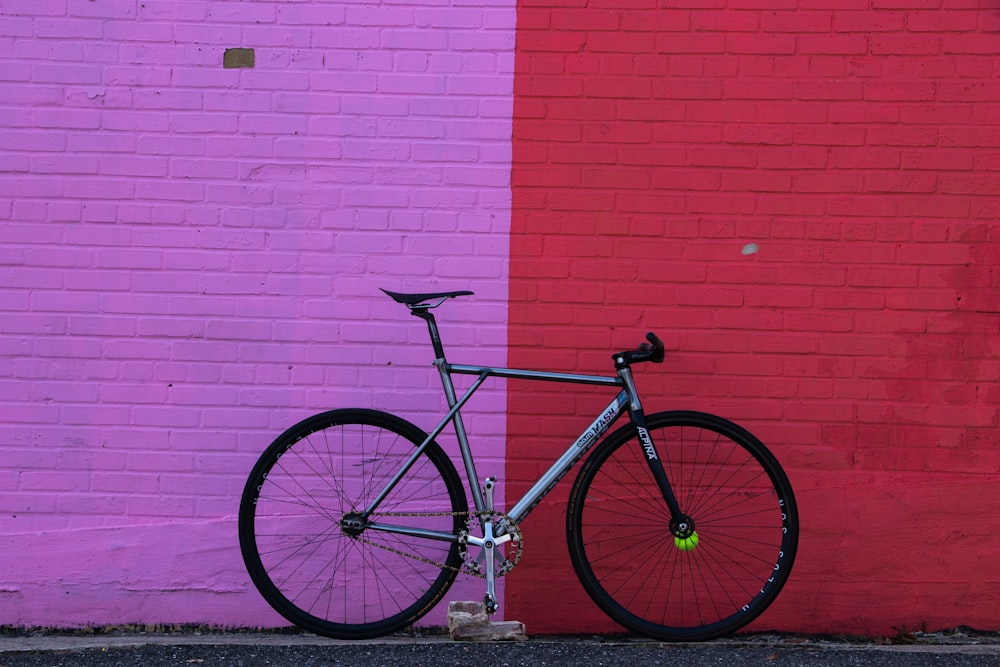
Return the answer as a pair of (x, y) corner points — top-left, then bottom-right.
(2, 630), (999, 667)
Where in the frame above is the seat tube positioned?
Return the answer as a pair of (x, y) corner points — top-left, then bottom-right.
(435, 360), (487, 512)
(412, 307), (486, 511)
(411, 308), (486, 512)
(619, 366), (684, 520)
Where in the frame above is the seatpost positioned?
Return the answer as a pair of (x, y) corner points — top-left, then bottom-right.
(410, 308), (447, 361)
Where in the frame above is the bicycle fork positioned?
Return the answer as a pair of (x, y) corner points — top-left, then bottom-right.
(618, 365), (693, 540)
(630, 410), (696, 537)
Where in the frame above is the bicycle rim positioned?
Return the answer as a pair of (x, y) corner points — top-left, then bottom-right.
(567, 410), (798, 641)
(239, 409), (467, 639)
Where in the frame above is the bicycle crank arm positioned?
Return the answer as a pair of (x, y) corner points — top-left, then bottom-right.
(463, 531), (514, 550)
(465, 522), (501, 614)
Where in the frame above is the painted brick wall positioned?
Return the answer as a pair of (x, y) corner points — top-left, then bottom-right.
(0, 0), (514, 627)
(506, 2), (1000, 636)
(3, 0), (999, 638)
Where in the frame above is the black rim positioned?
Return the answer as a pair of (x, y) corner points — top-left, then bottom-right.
(238, 409), (467, 639)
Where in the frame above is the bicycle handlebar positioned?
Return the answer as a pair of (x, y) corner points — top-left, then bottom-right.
(643, 332), (666, 363)
(614, 332), (665, 368)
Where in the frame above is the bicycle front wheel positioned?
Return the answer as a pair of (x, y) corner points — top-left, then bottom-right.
(567, 410), (798, 642)
(239, 408), (468, 639)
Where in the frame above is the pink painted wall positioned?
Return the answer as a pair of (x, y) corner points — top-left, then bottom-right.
(0, 0), (515, 627)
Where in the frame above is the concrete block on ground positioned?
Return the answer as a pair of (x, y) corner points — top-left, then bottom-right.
(447, 601), (527, 642)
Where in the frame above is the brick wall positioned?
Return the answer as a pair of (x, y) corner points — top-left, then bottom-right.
(0, 0), (514, 627)
(2, 0), (999, 637)
(506, 2), (1000, 636)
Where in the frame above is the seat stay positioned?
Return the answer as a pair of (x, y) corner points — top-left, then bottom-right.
(360, 369), (490, 520)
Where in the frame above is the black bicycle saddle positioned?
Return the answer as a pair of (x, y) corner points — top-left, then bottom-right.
(381, 289), (474, 305)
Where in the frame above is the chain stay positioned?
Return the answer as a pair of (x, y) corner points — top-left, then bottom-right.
(355, 510), (523, 578)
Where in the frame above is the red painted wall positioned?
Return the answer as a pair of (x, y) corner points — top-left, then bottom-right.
(506, 2), (1000, 636)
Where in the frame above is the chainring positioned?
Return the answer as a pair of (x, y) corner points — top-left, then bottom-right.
(458, 511), (524, 577)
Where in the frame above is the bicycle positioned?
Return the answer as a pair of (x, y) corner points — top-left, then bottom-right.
(238, 289), (798, 642)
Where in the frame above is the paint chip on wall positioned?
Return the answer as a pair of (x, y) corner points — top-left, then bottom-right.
(224, 48), (255, 69)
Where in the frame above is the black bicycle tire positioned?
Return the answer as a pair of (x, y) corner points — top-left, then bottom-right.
(238, 408), (468, 639)
(567, 410), (798, 642)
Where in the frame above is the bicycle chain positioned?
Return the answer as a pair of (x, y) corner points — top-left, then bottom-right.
(354, 510), (523, 578)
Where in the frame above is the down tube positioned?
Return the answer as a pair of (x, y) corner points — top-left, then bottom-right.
(507, 390), (630, 524)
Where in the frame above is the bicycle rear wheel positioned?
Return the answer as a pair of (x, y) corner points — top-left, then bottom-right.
(239, 408), (467, 639)
(567, 410), (798, 641)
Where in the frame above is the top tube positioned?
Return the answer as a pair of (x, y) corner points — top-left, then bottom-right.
(447, 363), (623, 388)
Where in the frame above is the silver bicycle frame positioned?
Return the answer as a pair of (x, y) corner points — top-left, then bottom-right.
(358, 295), (673, 616)
(361, 359), (638, 534)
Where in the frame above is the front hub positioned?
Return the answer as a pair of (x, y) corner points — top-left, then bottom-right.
(670, 515), (696, 539)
